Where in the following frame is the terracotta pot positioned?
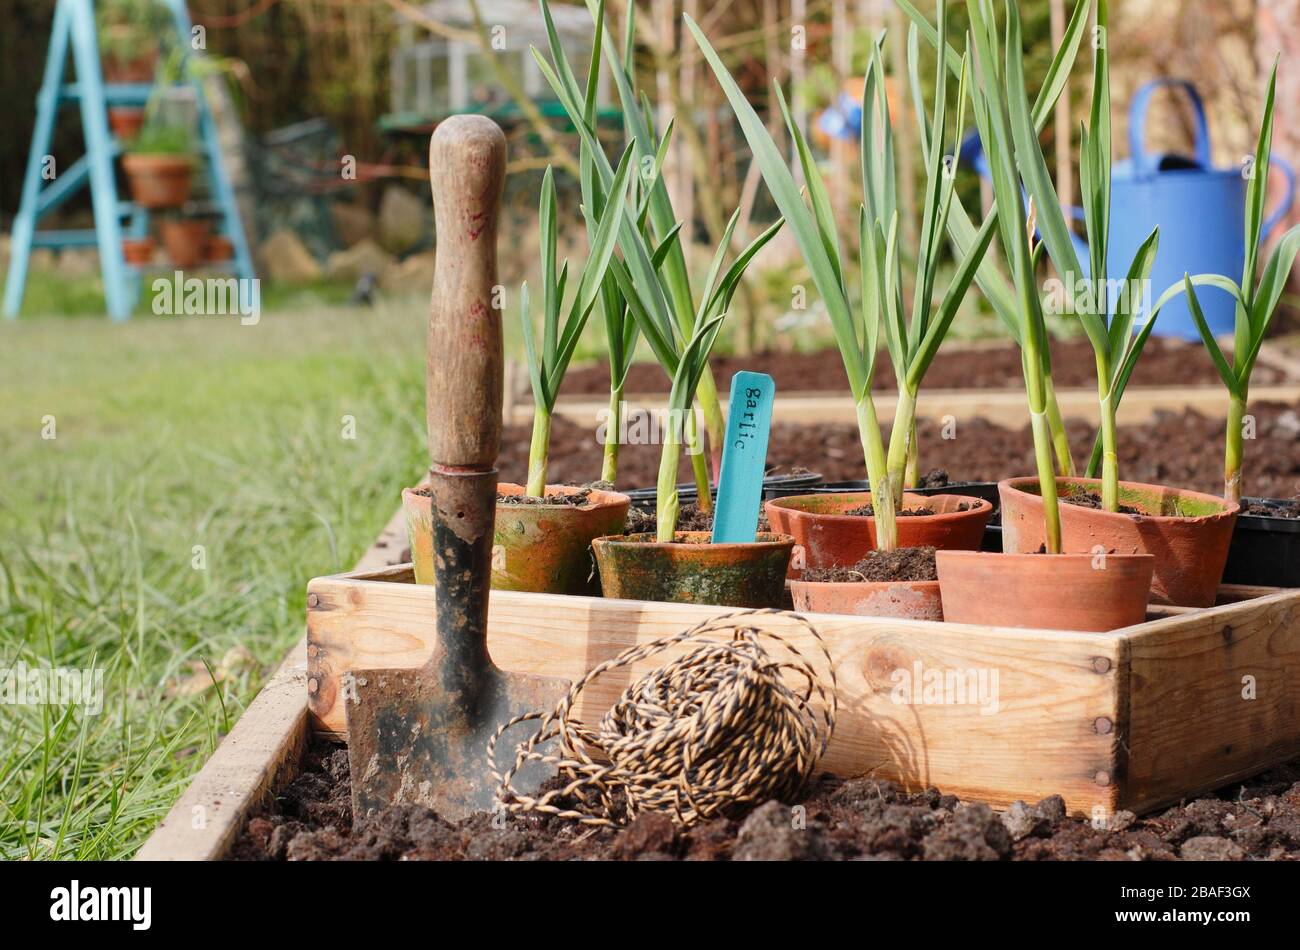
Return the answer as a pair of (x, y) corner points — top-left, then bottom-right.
(121, 154), (193, 209)
(592, 532), (794, 607)
(121, 236), (155, 266)
(108, 107), (145, 141)
(206, 234), (235, 262)
(937, 550), (1155, 632)
(160, 218), (210, 268)
(790, 577), (943, 620)
(102, 50), (157, 84)
(764, 492), (993, 575)
(492, 483), (630, 595)
(403, 483), (631, 593)
(999, 477), (1240, 607)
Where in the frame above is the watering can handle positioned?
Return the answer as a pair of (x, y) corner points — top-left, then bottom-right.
(1262, 156), (1297, 242)
(1129, 79), (1212, 178)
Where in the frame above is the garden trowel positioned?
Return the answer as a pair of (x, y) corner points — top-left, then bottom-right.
(345, 115), (570, 822)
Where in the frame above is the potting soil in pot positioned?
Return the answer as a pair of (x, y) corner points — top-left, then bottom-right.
(801, 547), (938, 584)
(1059, 490), (1143, 515)
(230, 739), (1300, 861)
(496, 488), (597, 507)
(841, 503), (975, 517)
(624, 503), (772, 534)
(1246, 497), (1300, 519)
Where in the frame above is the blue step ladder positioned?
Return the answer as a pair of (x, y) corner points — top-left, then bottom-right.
(3, 0), (255, 321)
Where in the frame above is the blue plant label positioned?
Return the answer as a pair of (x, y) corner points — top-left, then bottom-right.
(712, 371), (776, 544)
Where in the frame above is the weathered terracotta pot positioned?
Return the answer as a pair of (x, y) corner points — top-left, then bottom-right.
(592, 532), (793, 607)
(402, 486), (437, 586)
(121, 154), (193, 209)
(160, 218), (210, 268)
(402, 483), (631, 593)
(206, 234), (235, 262)
(492, 483), (630, 595)
(764, 492), (993, 575)
(936, 550), (1155, 632)
(790, 577), (943, 621)
(999, 477), (1240, 607)
(108, 107), (145, 141)
(102, 49), (158, 84)
(122, 236), (155, 266)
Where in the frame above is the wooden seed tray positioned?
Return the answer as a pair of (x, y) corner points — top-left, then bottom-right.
(137, 507), (1300, 859)
(306, 566), (1300, 821)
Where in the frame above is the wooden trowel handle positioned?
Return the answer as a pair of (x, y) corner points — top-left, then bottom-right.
(426, 115), (507, 470)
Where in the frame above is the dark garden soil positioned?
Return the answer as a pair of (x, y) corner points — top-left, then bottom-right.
(497, 488), (595, 507)
(501, 402), (1300, 501)
(560, 338), (1287, 398)
(802, 546), (938, 583)
(1060, 490), (1143, 515)
(230, 739), (1300, 861)
(623, 502), (725, 534)
(841, 503), (974, 517)
(1246, 498), (1300, 519)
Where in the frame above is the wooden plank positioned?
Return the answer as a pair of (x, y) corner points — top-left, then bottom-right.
(522, 384), (1300, 429)
(1116, 589), (1300, 815)
(134, 507), (409, 860)
(307, 567), (1125, 815)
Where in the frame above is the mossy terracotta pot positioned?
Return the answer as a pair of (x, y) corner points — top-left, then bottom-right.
(999, 477), (1240, 608)
(790, 577), (943, 621)
(764, 492), (993, 576)
(936, 550), (1155, 632)
(492, 483), (630, 595)
(592, 531), (794, 607)
(403, 483), (631, 593)
(402, 486), (438, 586)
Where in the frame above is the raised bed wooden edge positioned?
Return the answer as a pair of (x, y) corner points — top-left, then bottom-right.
(523, 383), (1300, 429)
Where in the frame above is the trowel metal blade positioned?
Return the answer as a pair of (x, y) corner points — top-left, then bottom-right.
(345, 663), (570, 823)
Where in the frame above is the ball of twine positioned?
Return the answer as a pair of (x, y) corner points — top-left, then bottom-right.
(488, 609), (837, 827)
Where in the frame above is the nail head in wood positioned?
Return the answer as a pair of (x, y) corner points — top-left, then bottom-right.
(307, 593), (319, 608)
(1091, 656), (1111, 674)
(1094, 770), (1112, 787)
(1094, 716), (1113, 735)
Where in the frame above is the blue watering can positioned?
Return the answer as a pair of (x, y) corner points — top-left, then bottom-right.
(964, 79), (1296, 340)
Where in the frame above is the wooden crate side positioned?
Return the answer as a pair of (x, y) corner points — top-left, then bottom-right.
(1117, 590), (1300, 815)
(308, 572), (1125, 814)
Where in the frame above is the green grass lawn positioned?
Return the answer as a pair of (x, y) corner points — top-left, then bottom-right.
(0, 298), (430, 859)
